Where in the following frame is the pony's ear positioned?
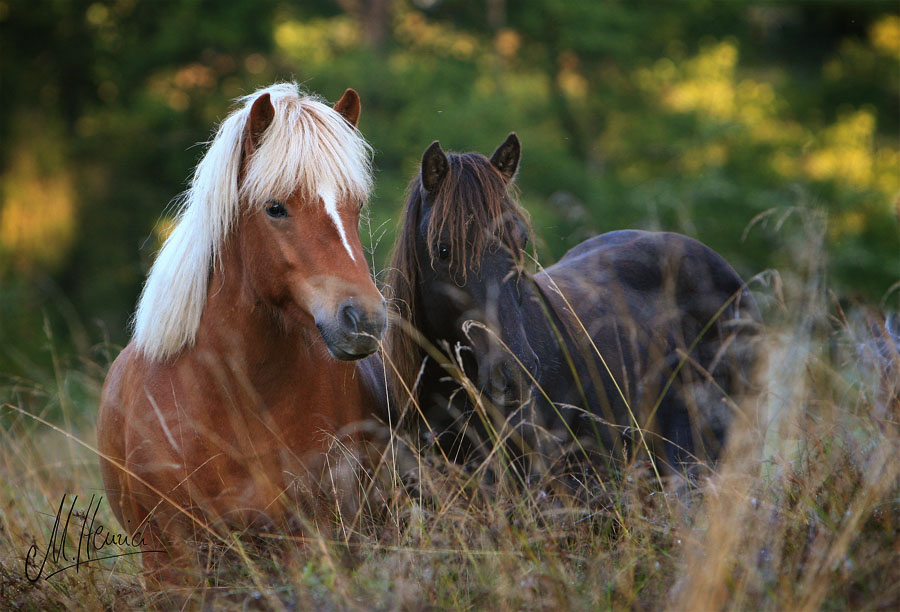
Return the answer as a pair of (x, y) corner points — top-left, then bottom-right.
(489, 132), (520, 182)
(421, 140), (449, 194)
(333, 88), (361, 127)
(246, 92), (275, 152)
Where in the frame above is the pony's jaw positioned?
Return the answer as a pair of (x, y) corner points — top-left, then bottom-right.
(487, 386), (534, 410)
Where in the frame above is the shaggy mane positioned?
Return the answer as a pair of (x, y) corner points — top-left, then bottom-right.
(133, 82), (373, 361)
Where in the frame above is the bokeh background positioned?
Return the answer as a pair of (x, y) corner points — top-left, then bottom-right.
(1, 0), (898, 379)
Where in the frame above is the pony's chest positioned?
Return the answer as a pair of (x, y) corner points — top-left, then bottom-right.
(123, 358), (367, 520)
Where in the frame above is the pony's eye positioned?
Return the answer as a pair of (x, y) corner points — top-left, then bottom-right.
(437, 243), (450, 261)
(265, 202), (287, 218)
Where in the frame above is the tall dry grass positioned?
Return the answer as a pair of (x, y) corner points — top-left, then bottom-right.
(1, 218), (898, 611)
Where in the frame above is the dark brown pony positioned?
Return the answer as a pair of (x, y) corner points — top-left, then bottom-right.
(97, 84), (387, 584)
(384, 134), (762, 476)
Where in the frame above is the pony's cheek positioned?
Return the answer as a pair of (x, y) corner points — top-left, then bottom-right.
(432, 279), (471, 307)
(278, 253), (321, 315)
(286, 279), (316, 318)
(273, 234), (305, 273)
(243, 227), (308, 307)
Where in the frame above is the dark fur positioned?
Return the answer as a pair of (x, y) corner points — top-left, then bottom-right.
(384, 135), (762, 475)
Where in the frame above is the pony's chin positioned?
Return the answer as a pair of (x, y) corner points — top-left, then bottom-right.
(486, 388), (533, 409)
(323, 342), (376, 361)
(316, 322), (380, 361)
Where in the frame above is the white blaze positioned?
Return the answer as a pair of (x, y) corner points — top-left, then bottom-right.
(319, 187), (356, 262)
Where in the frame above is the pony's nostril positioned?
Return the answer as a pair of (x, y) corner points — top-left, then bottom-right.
(527, 356), (540, 379)
(339, 302), (361, 333)
(372, 300), (388, 334)
(491, 361), (515, 393)
(484, 359), (531, 406)
(501, 364), (516, 389)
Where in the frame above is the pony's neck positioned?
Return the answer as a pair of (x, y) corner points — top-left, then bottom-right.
(521, 278), (572, 373)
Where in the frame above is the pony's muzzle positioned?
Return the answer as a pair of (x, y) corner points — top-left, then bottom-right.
(480, 352), (539, 408)
(316, 298), (387, 361)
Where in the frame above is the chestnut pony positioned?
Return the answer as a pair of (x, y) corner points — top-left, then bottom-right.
(97, 84), (387, 581)
(385, 134), (761, 477)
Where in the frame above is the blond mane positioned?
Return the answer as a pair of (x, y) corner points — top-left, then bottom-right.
(133, 82), (373, 361)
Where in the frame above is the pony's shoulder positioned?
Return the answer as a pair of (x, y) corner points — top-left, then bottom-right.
(99, 343), (139, 411)
(99, 342), (177, 422)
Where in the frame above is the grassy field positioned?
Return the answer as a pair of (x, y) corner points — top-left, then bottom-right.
(2, 229), (898, 611)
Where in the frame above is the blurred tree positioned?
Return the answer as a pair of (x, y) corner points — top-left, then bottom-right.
(0, 0), (897, 381)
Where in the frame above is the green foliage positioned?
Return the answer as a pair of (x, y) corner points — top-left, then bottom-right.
(1, 1), (898, 373)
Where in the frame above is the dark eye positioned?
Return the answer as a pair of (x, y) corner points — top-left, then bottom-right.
(265, 201), (287, 218)
(437, 243), (450, 261)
